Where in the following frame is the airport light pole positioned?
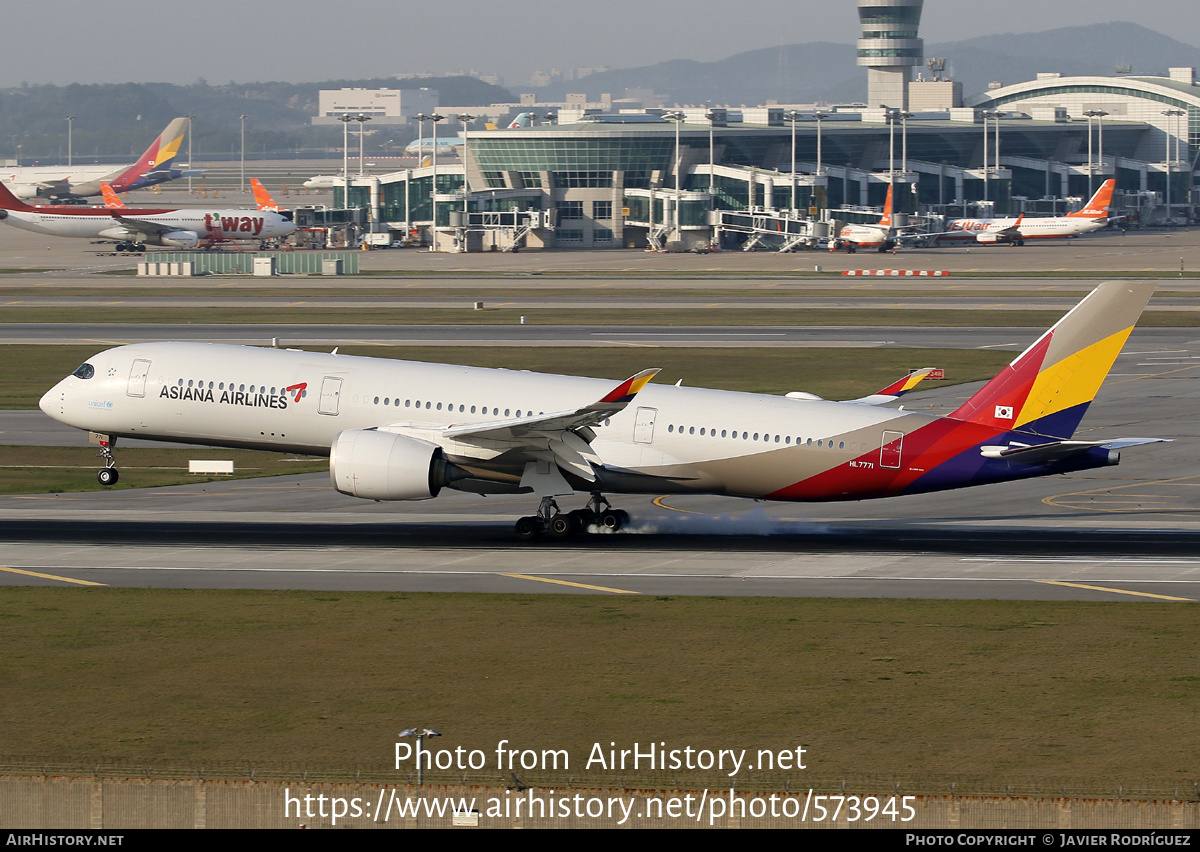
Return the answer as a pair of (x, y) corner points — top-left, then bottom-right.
(704, 109), (717, 194)
(982, 109), (999, 203)
(64, 116), (74, 167)
(1083, 109), (1107, 195)
(429, 113), (444, 251)
(239, 114), (248, 193)
(353, 113), (371, 175)
(784, 110), (802, 215)
(885, 107), (900, 185)
(338, 114), (354, 210)
(664, 111), (685, 239)
(813, 110), (826, 176)
(397, 728), (441, 786)
(185, 115), (195, 194)
(1163, 109), (1185, 221)
(457, 113), (476, 252)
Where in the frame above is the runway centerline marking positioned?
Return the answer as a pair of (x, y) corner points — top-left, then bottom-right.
(501, 573), (639, 594)
(1035, 580), (1193, 602)
(0, 566), (105, 586)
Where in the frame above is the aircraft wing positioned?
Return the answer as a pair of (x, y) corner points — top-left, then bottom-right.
(846, 367), (938, 405)
(443, 368), (661, 442)
(111, 215), (179, 236)
(437, 368), (660, 481)
(980, 438), (1168, 464)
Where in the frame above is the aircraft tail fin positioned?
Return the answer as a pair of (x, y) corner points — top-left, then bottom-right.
(878, 184), (894, 227)
(1068, 179), (1116, 218)
(107, 117), (190, 192)
(250, 178), (279, 211)
(0, 180), (35, 212)
(99, 183), (125, 209)
(949, 281), (1155, 438)
(508, 112), (532, 129)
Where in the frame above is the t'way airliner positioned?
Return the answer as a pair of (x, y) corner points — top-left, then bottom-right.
(40, 282), (1161, 539)
(0, 182), (294, 251)
(1, 118), (200, 201)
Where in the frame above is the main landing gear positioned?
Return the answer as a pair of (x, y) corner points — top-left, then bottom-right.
(514, 492), (631, 541)
(114, 242), (146, 253)
(96, 444), (119, 486)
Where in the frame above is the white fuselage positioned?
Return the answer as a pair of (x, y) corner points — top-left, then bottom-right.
(0, 207), (295, 242)
(939, 215), (1104, 241)
(41, 342), (928, 500)
(2, 165), (124, 198)
(838, 223), (891, 246)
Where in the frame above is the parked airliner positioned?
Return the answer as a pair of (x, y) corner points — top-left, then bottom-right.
(931, 180), (1116, 245)
(2, 118), (199, 201)
(0, 182), (294, 251)
(40, 282), (1160, 539)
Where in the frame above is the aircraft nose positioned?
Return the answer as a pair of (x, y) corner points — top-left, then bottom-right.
(39, 383), (59, 418)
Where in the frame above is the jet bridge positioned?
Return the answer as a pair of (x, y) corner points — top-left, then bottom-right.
(714, 209), (833, 252)
(445, 209), (555, 252)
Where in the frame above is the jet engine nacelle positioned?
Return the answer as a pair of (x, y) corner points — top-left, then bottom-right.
(975, 232), (1002, 244)
(8, 184), (45, 200)
(330, 429), (467, 501)
(151, 230), (201, 249)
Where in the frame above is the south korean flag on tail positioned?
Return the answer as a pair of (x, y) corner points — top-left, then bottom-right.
(994, 405), (1015, 420)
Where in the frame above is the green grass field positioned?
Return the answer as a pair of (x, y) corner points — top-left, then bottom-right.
(0, 589), (1194, 795)
(3, 305), (1198, 326)
(0, 446), (326, 494)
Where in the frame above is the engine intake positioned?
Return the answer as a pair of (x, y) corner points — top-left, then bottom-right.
(329, 429), (467, 501)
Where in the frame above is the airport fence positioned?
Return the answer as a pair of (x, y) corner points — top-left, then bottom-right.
(1, 772), (1197, 829)
(149, 251), (359, 275)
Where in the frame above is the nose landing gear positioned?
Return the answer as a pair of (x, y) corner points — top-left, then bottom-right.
(96, 442), (119, 486)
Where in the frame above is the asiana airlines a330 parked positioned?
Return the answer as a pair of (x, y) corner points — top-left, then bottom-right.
(40, 282), (1162, 540)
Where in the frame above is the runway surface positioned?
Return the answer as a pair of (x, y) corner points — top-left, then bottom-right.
(7, 323), (1200, 350)
(2, 334), (1197, 600)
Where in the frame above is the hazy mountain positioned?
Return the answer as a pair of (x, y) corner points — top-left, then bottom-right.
(929, 22), (1200, 98)
(0, 76), (514, 163)
(535, 22), (1200, 106)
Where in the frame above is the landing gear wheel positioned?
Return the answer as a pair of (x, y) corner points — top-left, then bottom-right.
(547, 513), (578, 539)
(97, 468), (119, 486)
(515, 516), (543, 540)
(599, 509), (626, 531)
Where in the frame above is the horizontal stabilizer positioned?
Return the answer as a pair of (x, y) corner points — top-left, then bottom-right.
(980, 437), (1168, 465)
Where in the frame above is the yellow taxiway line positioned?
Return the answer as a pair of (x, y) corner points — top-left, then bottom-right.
(0, 566), (106, 587)
(1036, 580), (1192, 602)
(502, 573), (638, 594)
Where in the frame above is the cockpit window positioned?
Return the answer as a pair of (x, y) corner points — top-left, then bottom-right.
(72, 363), (95, 379)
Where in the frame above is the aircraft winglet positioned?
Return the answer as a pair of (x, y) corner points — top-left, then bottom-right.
(599, 368), (661, 405)
(846, 367), (937, 405)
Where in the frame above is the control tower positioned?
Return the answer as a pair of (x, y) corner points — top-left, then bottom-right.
(857, 0), (925, 109)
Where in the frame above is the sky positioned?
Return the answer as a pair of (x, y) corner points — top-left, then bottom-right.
(4, 0), (1199, 89)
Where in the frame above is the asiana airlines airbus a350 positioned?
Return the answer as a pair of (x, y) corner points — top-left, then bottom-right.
(40, 282), (1162, 539)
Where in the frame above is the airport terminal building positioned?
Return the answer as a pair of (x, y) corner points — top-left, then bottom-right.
(324, 0), (1199, 251)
